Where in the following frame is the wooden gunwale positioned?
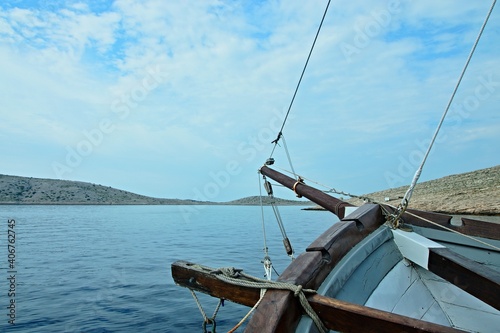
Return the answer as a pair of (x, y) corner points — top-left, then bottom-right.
(307, 294), (466, 333)
(172, 261), (468, 333)
(171, 261), (467, 332)
(402, 209), (500, 241)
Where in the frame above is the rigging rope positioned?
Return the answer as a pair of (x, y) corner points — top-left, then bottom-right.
(270, 0), (332, 157)
(189, 289), (223, 332)
(258, 172), (273, 280)
(281, 134), (298, 179)
(396, 0), (497, 218)
(227, 289), (267, 333)
(380, 204), (500, 251)
(261, 0), (333, 266)
(211, 267), (328, 333)
(262, 175), (295, 259)
(276, 166), (374, 202)
(276, 166), (500, 250)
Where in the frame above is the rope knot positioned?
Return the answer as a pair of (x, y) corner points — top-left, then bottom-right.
(213, 267), (242, 278)
(294, 285), (303, 297)
(385, 199), (408, 230)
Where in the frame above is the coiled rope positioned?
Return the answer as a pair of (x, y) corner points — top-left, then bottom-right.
(210, 266), (328, 333)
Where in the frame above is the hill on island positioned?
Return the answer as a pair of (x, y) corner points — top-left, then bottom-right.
(1, 165), (498, 213)
(0, 174), (308, 205)
(0, 174), (194, 205)
(347, 165), (500, 215)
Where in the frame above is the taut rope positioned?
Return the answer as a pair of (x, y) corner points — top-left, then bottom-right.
(394, 0), (497, 222)
(270, 0), (332, 157)
(211, 267), (328, 333)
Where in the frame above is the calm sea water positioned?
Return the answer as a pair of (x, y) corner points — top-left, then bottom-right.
(0, 205), (338, 332)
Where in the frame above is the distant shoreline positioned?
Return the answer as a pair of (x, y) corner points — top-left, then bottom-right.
(0, 201), (312, 206)
(2, 202), (498, 216)
(1, 165), (499, 214)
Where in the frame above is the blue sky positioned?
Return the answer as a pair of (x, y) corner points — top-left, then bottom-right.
(1, 0), (499, 202)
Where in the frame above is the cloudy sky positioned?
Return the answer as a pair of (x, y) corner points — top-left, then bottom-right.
(1, 0), (499, 202)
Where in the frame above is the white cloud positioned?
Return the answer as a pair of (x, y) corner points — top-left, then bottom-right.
(0, 0), (499, 200)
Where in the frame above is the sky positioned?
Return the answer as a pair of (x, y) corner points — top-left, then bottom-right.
(1, 0), (499, 202)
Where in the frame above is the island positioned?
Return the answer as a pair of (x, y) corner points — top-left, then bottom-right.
(1, 165), (498, 215)
(0, 175), (309, 206)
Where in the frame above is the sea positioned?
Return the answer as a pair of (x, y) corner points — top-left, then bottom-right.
(0, 205), (339, 332)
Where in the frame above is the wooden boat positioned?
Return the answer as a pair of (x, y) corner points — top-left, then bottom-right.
(172, 166), (500, 332)
(172, 1), (500, 331)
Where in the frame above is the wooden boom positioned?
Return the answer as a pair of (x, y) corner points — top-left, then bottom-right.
(262, 166), (500, 241)
(259, 165), (354, 218)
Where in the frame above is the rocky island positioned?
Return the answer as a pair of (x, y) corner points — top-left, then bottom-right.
(347, 165), (500, 215)
(1, 165), (498, 214)
(0, 174), (308, 206)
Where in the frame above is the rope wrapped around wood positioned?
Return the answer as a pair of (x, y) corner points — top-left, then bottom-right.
(211, 267), (328, 333)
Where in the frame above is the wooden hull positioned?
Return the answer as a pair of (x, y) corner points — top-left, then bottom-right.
(295, 220), (500, 333)
(242, 203), (500, 332)
(171, 167), (500, 333)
